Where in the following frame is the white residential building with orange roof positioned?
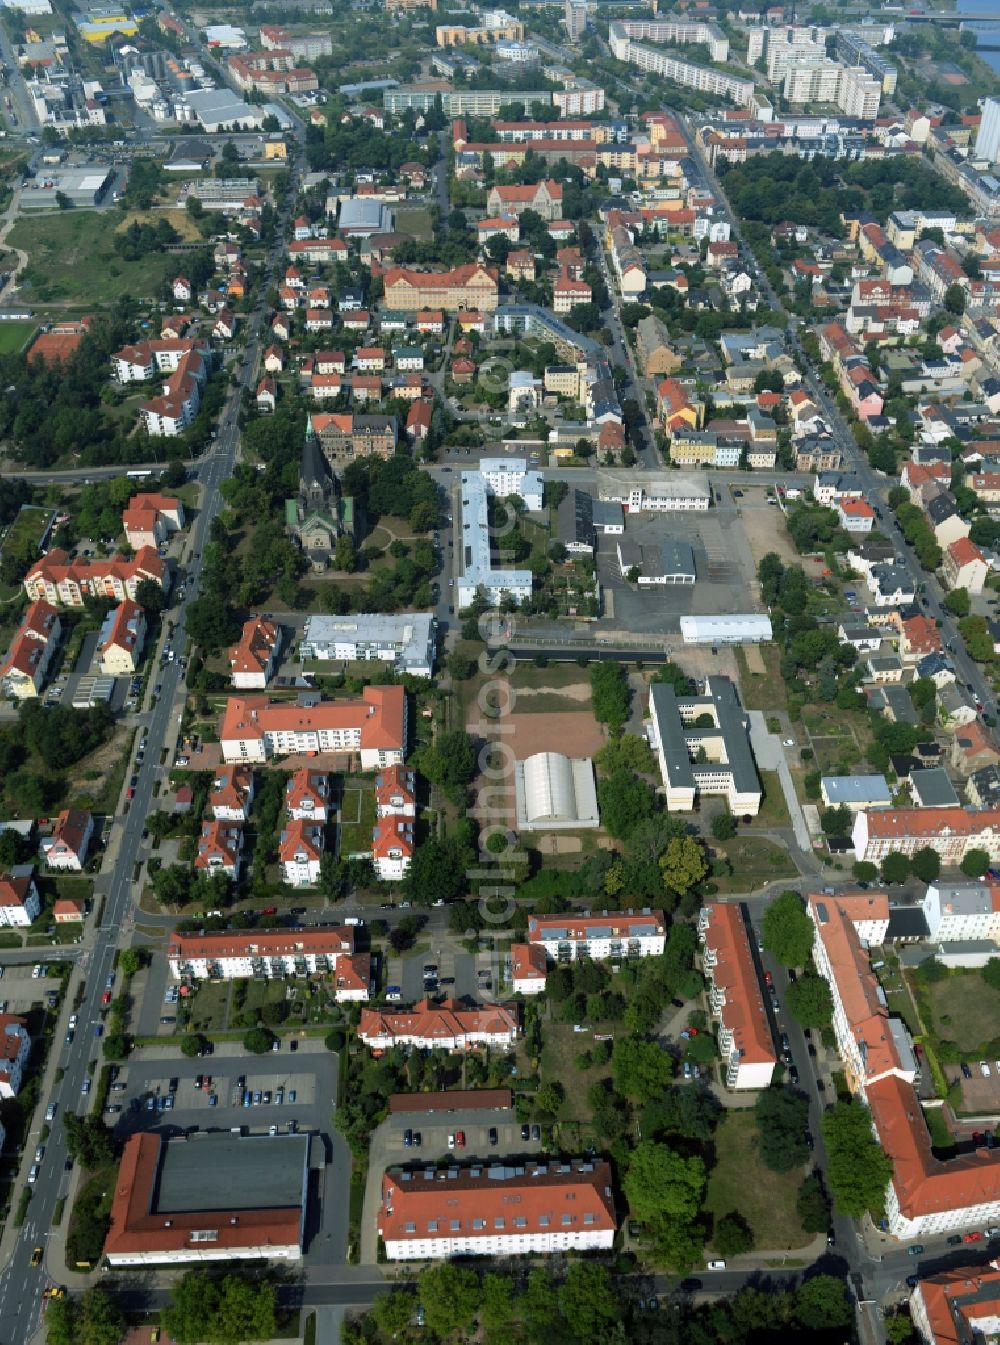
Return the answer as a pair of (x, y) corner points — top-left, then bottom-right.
(209, 766), (254, 822)
(285, 769), (330, 822)
(228, 616), (282, 689)
(122, 492), (185, 549)
(0, 873), (40, 927)
(371, 817), (414, 880)
(511, 942), (547, 994)
(852, 807), (1000, 865)
(99, 600), (146, 676)
(0, 1015), (31, 1098)
(943, 536), (989, 595)
(279, 819), (324, 885)
(698, 901), (776, 1090)
(358, 998), (519, 1052)
(378, 1159), (616, 1260)
(838, 497), (876, 533)
(375, 766), (416, 818)
(44, 809), (93, 871)
(0, 599), (61, 699)
(194, 821), (243, 878)
(220, 686), (407, 769)
(334, 951), (372, 1002)
(24, 548), (166, 607)
(168, 927), (356, 981)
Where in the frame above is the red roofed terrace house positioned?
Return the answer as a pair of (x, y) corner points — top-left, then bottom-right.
(44, 809), (93, 871)
(378, 1159), (616, 1260)
(219, 686), (407, 769)
(699, 902), (776, 1090)
(23, 549), (166, 607)
(104, 1131), (308, 1267)
(805, 889), (1000, 1238)
(167, 927), (368, 1001)
(526, 910), (666, 963)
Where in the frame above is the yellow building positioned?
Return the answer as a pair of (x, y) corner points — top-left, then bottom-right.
(264, 139), (288, 161)
(76, 8), (138, 42)
(436, 15), (524, 45)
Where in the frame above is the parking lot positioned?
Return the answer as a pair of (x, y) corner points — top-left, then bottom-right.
(596, 507), (758, 633)
(361, 1106), (546, 1263)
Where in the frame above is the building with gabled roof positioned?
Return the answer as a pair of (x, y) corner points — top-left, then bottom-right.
(44, 808), (93, 871)
(279, 819), (324, 886)
(0, 872), (40, 927)
(122, 492), (185, 549)
(228, 616), (282, 689)
(285, 769), (330, 822)
(168, 926), (355, 981)
(359, 998), (519, 1052)
(526, 910), (665, 960)
(100, 599), (146, 676)
(371, 817), (414, 880)
(852, 807), (1000, 865)
(24, 548), (166, 607)
(0, 600), (61, 699)
(209, 766), (254, 822)
(699, 901), (776, 1090)
(378, 1158), (616, 1260)
(375, 765), (416, 818)
(0, 1014), (30, 1098)
(194, 821), (243, 878)
(511, 942), (548, 994)
(220, 686), (407, 769)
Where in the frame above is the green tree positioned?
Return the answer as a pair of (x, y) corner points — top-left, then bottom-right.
(612, 1036), (672, 1102)
(480, 1272), (515, 1333)
(371, 1290), (415, 1338)
(754, 1087), (809, 1172)
(180, 1033), (205, 1058)
(911, 847), (941, 883)
(623, 1140), (705, 1225)
(134, 577), (167, 614)
(46, 1287), (124, 1345)
(796, 1173), (831, 1234)
(795, 1275), (852, 1330)
(660, 834), (709, 896)
(785, 972), (833, 1029)
(63, 1113), (115, 1169)
(164, 1271), (276, 1345)
(714, 1210), (755, 1256)
(419, 1263), (480, 1338)
(415, 729), (477, 798)
(589, 662), (630, 729)
(243, 1026), (275, 1054)
(944, 587), (971, 618)
(334, 535), (356, 572)
(597, 769), (656, 840)
(558, 1262), (620, 1345)
(822, 1100), (894, 1218)
(881, 851), (911, 885)
(944, 282), (966, 315)
(853, 860), (879, 882)
(402, 835), (470, 905)
(762, 890), (813, 967)
(886, 1310), (916, 1344)
(118, 949), (143, 977)
(710, 810), (738, 841)
(962, 848), (991, 878)
(594, 733), (656, 775)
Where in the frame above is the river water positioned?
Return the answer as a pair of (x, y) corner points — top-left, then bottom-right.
(950, 0), (1000, 76)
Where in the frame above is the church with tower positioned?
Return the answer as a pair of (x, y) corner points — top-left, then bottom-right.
(285, 422), (355, 569)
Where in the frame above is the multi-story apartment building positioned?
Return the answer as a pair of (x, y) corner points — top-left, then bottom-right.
(0, 874), (41, 928)
(209, 766), (254, 823)
(809, 890), (1000, 1237)
(610, 16), (728, 61)
(378, 1160), (616, 1260)
(648, 678), (762, 816)
(285, 769), (330, 823)
(0, 1015), (31, 1098)
(698, 902), (776, 1090)
(259, 25), (332, 59)
(298, 613), (435, 678)
(910, 1268), (1000, 1345)
(375, 766), (417, 819)
(609, 22), (753, 105)
(436, 11), (524, 45)
(220, 686), (407, 769)
(526, 911), (665, 962)
(194, 821), (243, 878)
(24, 549), (166, 607)
(228, 616), (282, 689)
(279, 819), (324, 886)
(358, 999), (519, 1052)
(479, 457), (545, 509)
(922, 882), (1000, 942)
(852, 807), (1000, 865)
(371, 817), (414, 880)
(0, 599), (62, 699)
(44, 808), (93, 871)
(99, 599), (146, 676)
(837, 65), (882, 118)
(122, 492), (185, 549)
(455, 471), (534, 610)
(168, 927), (360, 983)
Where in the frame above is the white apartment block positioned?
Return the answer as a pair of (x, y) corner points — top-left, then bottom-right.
(923, 883), (1000, 942)
(648, 677), (762, 816)
(852, 807), (1000, 866)
(609, 23), (754, 105)
(0, 1016), (31, 1099)
(479, 457), (545, 510)
(526, 910), (665, 962)
(0, 874), (40, 928)
(298, 613), (435, 678)
(167, 928), (356, 981)
(219, 687), (406, 770)
(609, 17), (729, 61)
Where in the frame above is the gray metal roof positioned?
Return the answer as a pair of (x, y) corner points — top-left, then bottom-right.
(154, 1133), (309, 1215)
(821, 775), (891, 805)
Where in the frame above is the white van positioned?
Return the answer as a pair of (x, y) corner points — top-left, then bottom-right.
(707, 1260), (727, 1270)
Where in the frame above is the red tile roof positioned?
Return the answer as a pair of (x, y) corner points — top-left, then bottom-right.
(359, 997), (518, 1047)
(700, 903), (775, 1066)
(378, 1159), (615, 1247)
(168, 927), (354, 962)
(219, 686), (406, 753)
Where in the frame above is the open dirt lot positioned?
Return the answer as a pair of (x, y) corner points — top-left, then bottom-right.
(740, 502), (802, 568)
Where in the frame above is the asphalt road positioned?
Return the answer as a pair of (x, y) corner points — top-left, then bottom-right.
(0, 139), (306, 1344)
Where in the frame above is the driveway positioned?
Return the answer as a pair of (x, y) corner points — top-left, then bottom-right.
(747, 712), (812, 853)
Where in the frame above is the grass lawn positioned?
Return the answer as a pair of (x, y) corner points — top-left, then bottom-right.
(394, 205), (434, 242)
(748, 770), (790, 828)
(8, 211), (173, 305)
(704, 1111), (810, 1252)
(116, 207), (204, 243)
(339, 775), (377, 857)
(511, 661), (593, 690)
(922, 1104), (956, 1155)
(0, 321), (36, 354)
(539, 1023), (603, 1129)
(735, 645), (787, 713)
(185, 980), (231, 1034)
(712, 837), (797, 894)
(922, 970), (1000, 1055)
